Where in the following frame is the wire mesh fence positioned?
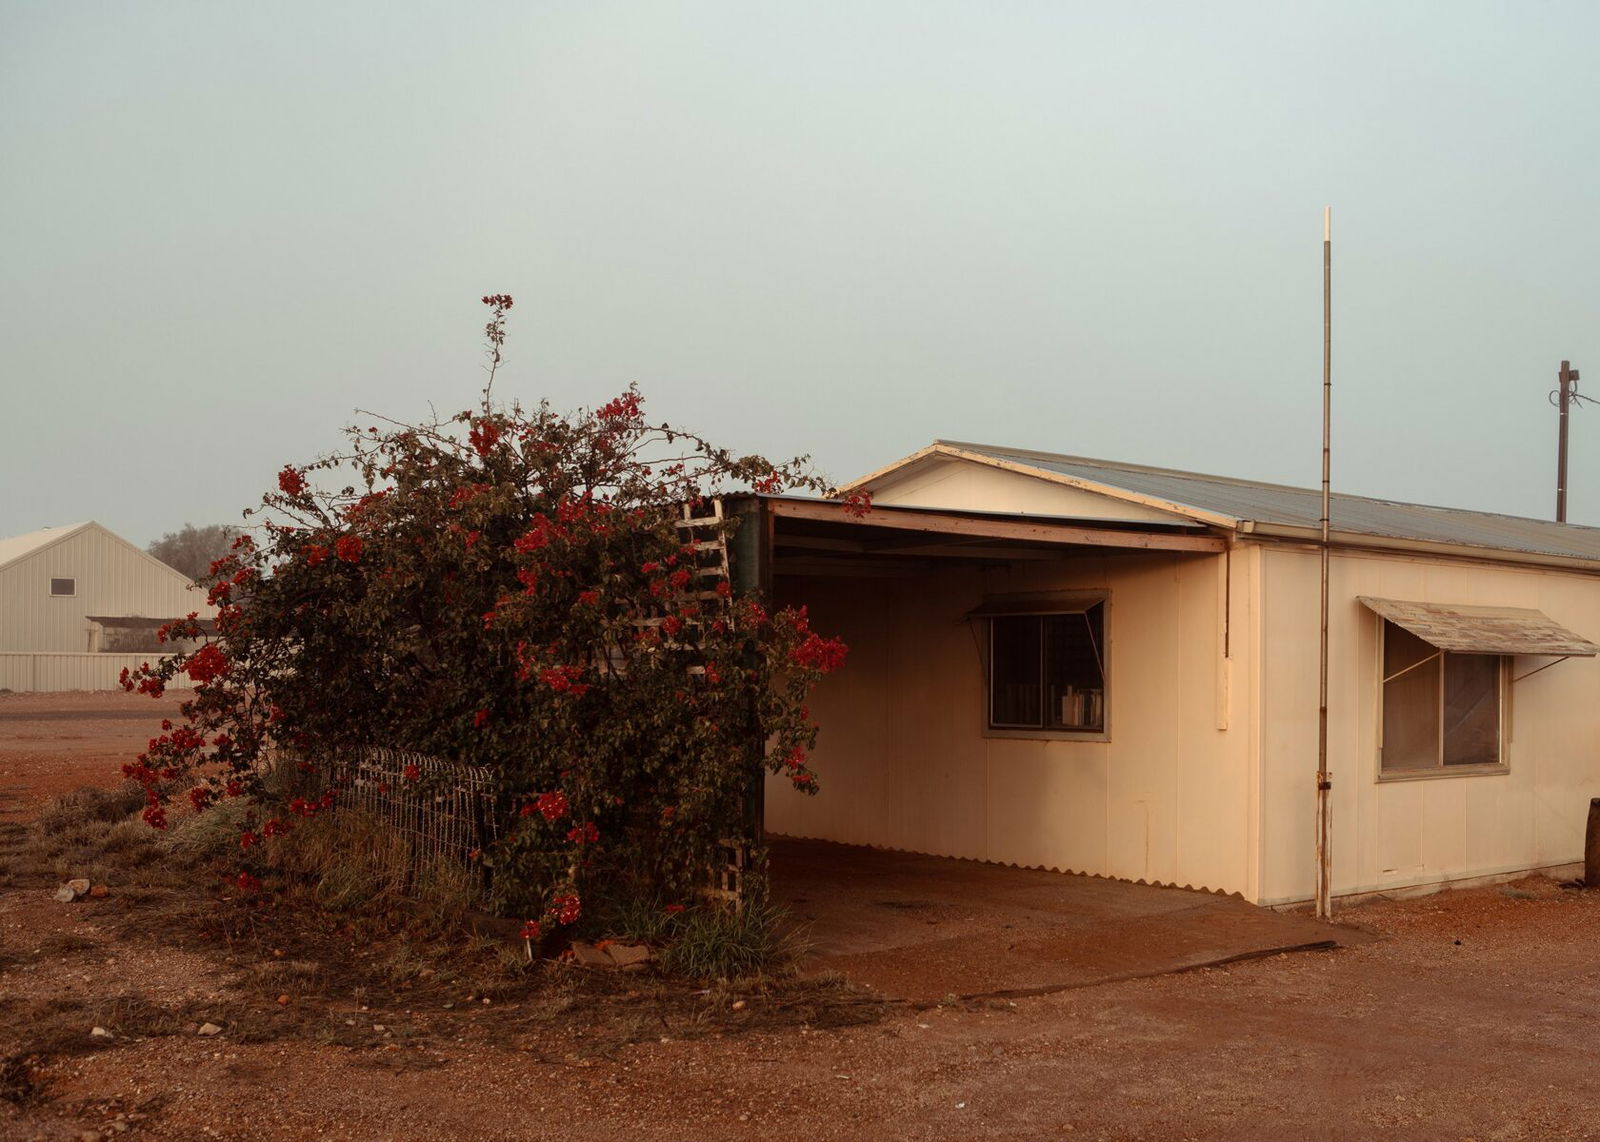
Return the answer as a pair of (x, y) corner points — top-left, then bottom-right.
(328, 747), (501, 869)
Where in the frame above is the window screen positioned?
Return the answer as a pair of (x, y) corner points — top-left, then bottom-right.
(1381, 619), (1501, 772)
(49, 578), (75, 596)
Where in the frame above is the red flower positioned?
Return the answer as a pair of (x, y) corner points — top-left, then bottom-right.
(548, 893), (581, 926)
(520, 920), (542, 942)
(790, 632), (848, 673)
(278, 466), (307, 496)
(473, 709), (490, 728)
(335, 535), (363, 563)
(468, 419), (503, 456)
(665, 903), (685, 914)
(185, 644), (230, 684)
(303, 544), (329, 567)
(239, 831), (259, 850)
(535, 790), (568, 821)
(402, 763), (421, 781)
(236, 872), (262, 892)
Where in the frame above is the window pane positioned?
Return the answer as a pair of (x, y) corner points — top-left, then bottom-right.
(1443, 654), (1499, 766)
(1044, 604), (1105, 731)
(991, 616), (1042, 727)
(1382, 623), (1439, 770)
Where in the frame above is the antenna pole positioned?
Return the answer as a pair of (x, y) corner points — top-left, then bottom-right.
(1315, 207), (1333, 921)
(1558, 360), (1573, 523)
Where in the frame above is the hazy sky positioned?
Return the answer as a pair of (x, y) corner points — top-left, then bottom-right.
(4, 1), (1600, 546)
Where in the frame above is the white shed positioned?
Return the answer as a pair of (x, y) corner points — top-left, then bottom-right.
(754, 442), (1600, 907)
(0, 521), (213, 691)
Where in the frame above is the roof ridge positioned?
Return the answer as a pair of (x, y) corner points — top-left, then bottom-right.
(0, 521), (96, 572)
(937, 440), (1600, 534)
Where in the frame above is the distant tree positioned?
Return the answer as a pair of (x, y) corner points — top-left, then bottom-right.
(148, 523), (241, 582)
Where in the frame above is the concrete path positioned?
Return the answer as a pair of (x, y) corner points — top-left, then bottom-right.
(768, 836), (1371, 1002)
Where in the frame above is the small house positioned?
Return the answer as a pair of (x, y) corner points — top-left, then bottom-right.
(750, 442), (1600, 906)
(0, 521), (212, 691)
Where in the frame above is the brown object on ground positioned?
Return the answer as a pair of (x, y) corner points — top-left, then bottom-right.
(7, 693), (1600, 1140)
(769, 836), (1368, 1001)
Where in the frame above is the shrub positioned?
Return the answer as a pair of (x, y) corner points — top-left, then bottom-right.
(119, 296), (859, 936)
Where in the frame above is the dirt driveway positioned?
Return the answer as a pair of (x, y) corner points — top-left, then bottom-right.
(6, 692), (1600, 1139)
(770, 837), (1367, 1001)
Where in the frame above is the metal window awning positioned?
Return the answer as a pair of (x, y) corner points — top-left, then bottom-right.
(1358, 597), (1600, 657)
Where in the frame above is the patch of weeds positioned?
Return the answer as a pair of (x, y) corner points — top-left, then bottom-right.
(659, 897), (810, 982)
(83, 994), (187, 1040)
(36, 784), (145, 836)
(158, 797), (252, 863)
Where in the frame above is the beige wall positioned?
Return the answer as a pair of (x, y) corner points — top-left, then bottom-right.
(867, 460), (1191, 524)
(766, 547), (1257, 896)
(0, 652), (197, 692)
(1257, 544), (1600, 904)
(0, 524), (211, 661)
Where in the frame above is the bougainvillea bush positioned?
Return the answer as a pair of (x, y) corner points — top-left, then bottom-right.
(122, 296), (852, 939)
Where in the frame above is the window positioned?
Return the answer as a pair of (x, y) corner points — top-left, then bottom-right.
(1380, 620), (1503, 773)
(988, 601), (1106, 734)
(49, 577), (75, 597)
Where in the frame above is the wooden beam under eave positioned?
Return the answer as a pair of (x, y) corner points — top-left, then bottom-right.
(773, 557), (938, 578)
(766, 500), (1229, 553)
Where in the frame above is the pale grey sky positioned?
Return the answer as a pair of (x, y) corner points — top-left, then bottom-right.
(4, 1), (1599, 545)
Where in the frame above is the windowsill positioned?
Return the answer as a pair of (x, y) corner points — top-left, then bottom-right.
(986, 728), (1110, 744)
(1377, 763), (1509, 783)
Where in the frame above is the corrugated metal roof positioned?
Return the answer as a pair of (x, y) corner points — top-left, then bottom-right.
(1358, 597), (1600, 657)
(939, 442), (1600, 563)
(0, 522), (93, 572)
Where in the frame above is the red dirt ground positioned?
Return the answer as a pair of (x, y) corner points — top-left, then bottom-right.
(5, 692), (1600, 1139)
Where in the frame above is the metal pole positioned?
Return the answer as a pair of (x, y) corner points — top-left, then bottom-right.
(1557, 360), (1572, 523)
(1315, 208), (1333, 921)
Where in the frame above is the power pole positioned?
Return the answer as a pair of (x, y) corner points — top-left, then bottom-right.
(1557, 360), (1580, 523)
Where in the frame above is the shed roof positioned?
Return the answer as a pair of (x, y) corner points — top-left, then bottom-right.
(850, 442), (1600, 566)
(0, 522), (95, 572)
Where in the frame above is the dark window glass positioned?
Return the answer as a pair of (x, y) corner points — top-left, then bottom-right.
(49, 578), (75, 596)
(990, 603), (1105, 732)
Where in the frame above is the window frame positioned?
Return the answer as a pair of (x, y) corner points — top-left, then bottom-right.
(982, 595), (1110, 743)
(1375, 617), (1509, 782)
(48, 577), (76, 598)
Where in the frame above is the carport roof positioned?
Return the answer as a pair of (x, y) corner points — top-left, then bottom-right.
(745, 496), (1224, 578)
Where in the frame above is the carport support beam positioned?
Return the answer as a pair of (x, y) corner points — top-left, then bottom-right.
(1586, 798), (1600, 888)
(728, 497), (772, 847)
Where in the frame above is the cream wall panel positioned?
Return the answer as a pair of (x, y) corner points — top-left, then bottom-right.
(768, 547), (1254, 896)
(1258, 544), (1600, 903)
(984, 743), (1108, 872)
(867, 461), (1191, 524)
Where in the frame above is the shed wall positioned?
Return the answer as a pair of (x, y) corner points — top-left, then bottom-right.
(1257, 544), (1600, 904)
(765, 549), (1255, 895)
(0, 525), (209, 666)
